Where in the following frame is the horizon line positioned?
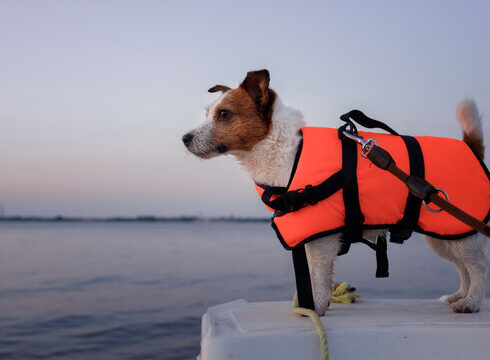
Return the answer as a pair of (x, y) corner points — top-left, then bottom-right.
(0, 215), (270, 223)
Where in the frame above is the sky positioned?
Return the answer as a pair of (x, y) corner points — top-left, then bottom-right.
(0, 0), (489, 217)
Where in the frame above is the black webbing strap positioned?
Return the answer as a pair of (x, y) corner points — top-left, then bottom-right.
(353, 236), (389, 278)
(258, 170), (344, 213)
(340, 110), (400, 136)
(338, 134), (365, 256)
(375, 235), (389, 277)
(258, 184), (287, 201)
(337, 111), (390, 277)
(390, 136), (425, 244)
(292, 245), (315, 310)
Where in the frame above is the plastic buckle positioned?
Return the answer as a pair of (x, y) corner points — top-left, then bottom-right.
(303, 185), (318, 205)
(281, 185), (317, 212)
(281, 190), (302, 212)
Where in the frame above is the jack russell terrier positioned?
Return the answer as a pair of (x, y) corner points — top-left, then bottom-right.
(183, 70), (488, 315)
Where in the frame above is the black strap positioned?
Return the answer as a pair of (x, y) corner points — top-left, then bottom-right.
(340, 110), (400, 136)
(258, 184), (287, 198)
(338, 134), (365, 256)
(390, 136), (425, 244)
(292, 246), (315, 310)
(337, 113), (389, 277)
(258, 170), (344, 213)
(375, 235), (389, 277)
(353, 236), (389, 278)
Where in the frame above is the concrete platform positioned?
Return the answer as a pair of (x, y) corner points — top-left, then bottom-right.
(198, 298), (490, 360)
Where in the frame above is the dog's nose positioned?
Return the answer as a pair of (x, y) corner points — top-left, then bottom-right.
(182, 133), (194, 146)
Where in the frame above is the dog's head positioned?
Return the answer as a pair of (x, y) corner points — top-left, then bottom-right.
(182, 69), (276, 158)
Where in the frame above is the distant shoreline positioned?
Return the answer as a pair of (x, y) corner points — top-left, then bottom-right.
(0, 216), (270, 223)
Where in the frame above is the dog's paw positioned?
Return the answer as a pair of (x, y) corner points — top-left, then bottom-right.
(450, 298), (481, 313)
(314, 300), (330, 317)
(439, 292), (465, 304)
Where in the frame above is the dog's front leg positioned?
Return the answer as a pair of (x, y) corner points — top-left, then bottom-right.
(305, 235), (341, 316)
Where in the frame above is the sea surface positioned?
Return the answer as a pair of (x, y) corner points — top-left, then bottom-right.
(0, 221), (488, 360)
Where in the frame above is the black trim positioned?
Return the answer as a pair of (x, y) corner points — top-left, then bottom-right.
(390, 136), (425, 244)
(272, 216), (490, 250)
(286, 132), (304, 189)
(467, 142), (490, 183)
(271, 219), (294, 249)
(255, 131), (303, 208)
(292, 246), (315, 310)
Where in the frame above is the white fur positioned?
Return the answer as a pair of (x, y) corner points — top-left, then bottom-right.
(424, 232), (488, 312)
(190, 122), (215, 158)
(457, 98), (483, 142)
(233, 96), (305, 186)
(186, 92), (231, 158)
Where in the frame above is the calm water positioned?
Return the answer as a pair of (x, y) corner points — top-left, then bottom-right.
(0, 221), (488, 359)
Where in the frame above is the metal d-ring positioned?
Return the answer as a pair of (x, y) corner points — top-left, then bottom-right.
(423, 188), (449, 213)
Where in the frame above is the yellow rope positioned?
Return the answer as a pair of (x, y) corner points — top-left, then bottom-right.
(292, 282), (360, 360)
(293, 292), (329, 360)
(331, 282), (361, 304)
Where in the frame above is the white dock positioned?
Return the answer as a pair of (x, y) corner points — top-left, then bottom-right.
(198, 298), (490, 360)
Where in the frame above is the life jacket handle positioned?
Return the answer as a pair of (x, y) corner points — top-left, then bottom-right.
(340, 110), (400, 136)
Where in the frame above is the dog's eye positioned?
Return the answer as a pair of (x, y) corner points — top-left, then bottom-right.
(218, 109), (232, 121)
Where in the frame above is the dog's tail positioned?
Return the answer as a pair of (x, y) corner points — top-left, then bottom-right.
(457, 98), (485, 159)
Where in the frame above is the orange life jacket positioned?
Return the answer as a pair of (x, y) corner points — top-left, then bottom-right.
(256, 127), (490, 251)
(256, 110), (490, 311)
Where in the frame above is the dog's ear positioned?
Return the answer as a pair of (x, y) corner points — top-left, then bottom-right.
(240, 69), (270, 105)
(208, 85), (231, 93)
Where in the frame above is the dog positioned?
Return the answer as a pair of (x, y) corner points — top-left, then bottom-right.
(183, 69), (488, 315)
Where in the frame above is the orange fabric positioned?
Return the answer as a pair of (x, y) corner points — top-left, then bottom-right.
(258, 127), (490, 248)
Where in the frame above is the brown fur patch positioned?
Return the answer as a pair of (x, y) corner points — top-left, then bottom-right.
(463, 133), (485, 160)
(241, 70), (270, 106)
(210, 85), (275, 152)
